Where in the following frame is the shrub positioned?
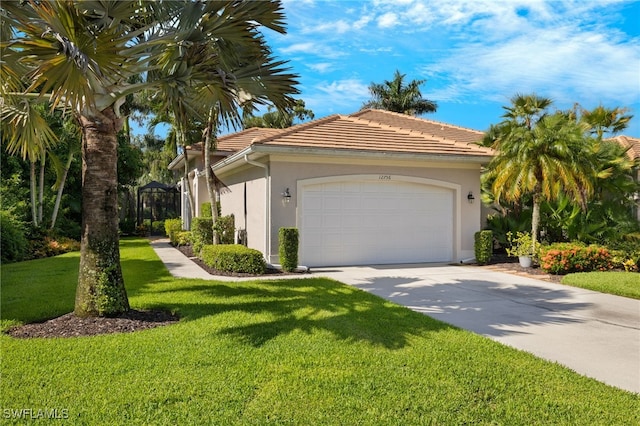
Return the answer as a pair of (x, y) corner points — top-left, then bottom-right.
(279, 227), (299, 272)
(214, 215), (235, 245)
(119, 218), (136, 236)
(0, 211), (27, 263)
(152, 220), (165, 234)
(34, 236), (80, 258)
(191, 217), (213, 255)
(506, 231), (540, 258)
(200, 244), (266, 275)
(608, 239), (640, 272)
(200, 202), (221, 218)
(539, 242), (613, 275)
(200, 202), (212, 218)
(474, 230), (493, 265)
(164, 218), (183, 244)
(175, 231), (192, 247)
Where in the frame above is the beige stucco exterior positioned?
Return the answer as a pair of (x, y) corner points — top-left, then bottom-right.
(216, 151), (484, 264)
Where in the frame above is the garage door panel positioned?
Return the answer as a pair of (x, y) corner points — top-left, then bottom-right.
(301, 179), (454, 266)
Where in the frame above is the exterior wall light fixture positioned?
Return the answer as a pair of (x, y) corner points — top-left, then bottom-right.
(282, 188), (292, 203)
(467, 191), (475, 203)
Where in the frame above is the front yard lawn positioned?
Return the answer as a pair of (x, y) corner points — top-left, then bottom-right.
(1, 238), (637, 424)
(562, 271), (640, 299)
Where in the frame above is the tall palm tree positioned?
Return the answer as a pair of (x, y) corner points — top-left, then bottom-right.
(362, 70), (437, 116)
(1, 99), (58, 227)
(2, 1), (298, 317)
(580, 105), (633, 140)
(243, 99), (314, 129)
(483, 95), (596, 248)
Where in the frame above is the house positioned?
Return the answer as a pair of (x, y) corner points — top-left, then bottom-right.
(168, 109), (494, 267)
(610, 135), (640, 221)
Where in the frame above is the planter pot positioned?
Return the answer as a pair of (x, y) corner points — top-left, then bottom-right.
(518, 256), (532, 268)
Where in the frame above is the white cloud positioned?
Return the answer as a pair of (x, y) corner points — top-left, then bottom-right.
(424, 26), (640, 106)
(308, 62), (333, 73)
(303, 79), (370, 112)
(377, 12), (399, 28)
(280, 42), (346, 59)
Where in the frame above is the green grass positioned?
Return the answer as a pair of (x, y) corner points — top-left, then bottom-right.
(562, 271), (640, 299)
(1, 238), (638, 425)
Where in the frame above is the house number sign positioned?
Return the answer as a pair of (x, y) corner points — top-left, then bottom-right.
(379, 175), (391, 180)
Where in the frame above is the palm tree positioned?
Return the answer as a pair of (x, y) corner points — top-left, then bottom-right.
(483, 94), (596, 248)
(362, 70), (437, 116)
(2, 1), (298, 317)
(580, 105), (633, 140)
(243, 99), (314, 128)
(1, 99), (58, 227)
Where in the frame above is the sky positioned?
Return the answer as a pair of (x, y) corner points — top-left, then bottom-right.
(254, 0), (640, 137)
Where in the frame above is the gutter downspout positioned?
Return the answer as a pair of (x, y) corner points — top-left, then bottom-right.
(244, 154), (271, 262)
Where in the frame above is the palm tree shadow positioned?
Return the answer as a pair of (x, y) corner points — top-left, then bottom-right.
(354, 274), (592, 338)
(163, 278), (453, 349)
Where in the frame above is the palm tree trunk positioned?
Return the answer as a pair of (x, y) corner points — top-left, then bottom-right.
(183, 153), (196, 222)
(204, 108), (219, 244)
(37, 149), (45, 225)
(30, 160), (38, 226)
(75, 106), (129, 317)
(50, 153), (74, 230)
(531, 193), (541, 249)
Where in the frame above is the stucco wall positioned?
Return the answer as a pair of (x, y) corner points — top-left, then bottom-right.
(219, 166), (268, 255)
(216, 153), (484, 264)
(269, 156), (482, 262)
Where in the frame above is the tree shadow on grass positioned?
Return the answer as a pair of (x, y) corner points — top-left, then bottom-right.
(152, 278), (454, 349)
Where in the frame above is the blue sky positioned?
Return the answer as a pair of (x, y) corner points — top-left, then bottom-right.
(258, 0), (640, 137)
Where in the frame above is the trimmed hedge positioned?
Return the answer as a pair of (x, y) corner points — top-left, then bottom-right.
(191, 217), (214, 255)
(539, 242), (613, 275)
(474, 230), (493, 265)
(201, 244), (266, 275)
(214, 214), (235, 245)
(164, 218), (183, 244)
(279, 227), (299, 272)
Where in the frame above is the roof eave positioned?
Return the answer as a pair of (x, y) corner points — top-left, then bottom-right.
(212, 144), (493, 175)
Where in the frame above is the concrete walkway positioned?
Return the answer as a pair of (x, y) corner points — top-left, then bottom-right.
(150, 239), (640, 393)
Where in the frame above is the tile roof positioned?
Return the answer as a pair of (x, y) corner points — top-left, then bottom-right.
(351, 109), (485, 144)
(214, 109), (493, 158)
(187, 127), (283, 153)
(611, 135), (640, 161)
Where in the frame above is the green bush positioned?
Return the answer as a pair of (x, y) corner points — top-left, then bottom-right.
(164, 218), (183, 244)
(31, 236), (80, 259)
(175, 231), (192, 247)
(200, 244), (266, 275)
(191, 217), (214, 255)
(200, 202), (221, 218)
(152, 220), (165, 234)
(608, 239), (640, 272)
(0, 211), (27, 263)
(474, 230), (493, 265)
(119, 218), (136, 236)
(214, 214), (235, 245)
(279, 227), (299, 272)
(201, 202), (212, 218)
(539, 242), (613, 275)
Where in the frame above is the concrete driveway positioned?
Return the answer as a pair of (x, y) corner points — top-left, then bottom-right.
(315, 264), (640, 394)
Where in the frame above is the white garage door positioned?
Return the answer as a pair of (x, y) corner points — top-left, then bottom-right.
(300, 178), (454, 266)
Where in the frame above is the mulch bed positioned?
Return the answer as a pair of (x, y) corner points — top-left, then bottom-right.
(175, 244), (303, 277)
(471, 253), (563, 283)
(6, 309), (179, 339)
